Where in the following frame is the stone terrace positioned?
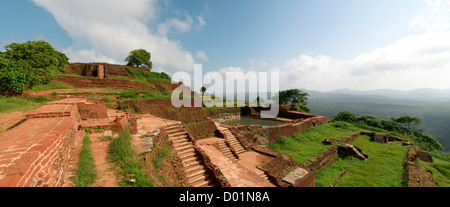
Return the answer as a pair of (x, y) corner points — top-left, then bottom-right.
(0, 97), (135, 187)
(0, 99), (80, 187)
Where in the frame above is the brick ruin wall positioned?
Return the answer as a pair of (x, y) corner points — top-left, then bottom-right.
(405, 145), (437, 187)
(232, 115), (330, 145)
(124, 99), (219, 140)
(63, 63), (184, 93)
(55, 76), (154, 92)
(0, 103), (79, 187)
(66, 63), (149, 78)
(0, 98), (137, 187)
(77, 102), (110, 119)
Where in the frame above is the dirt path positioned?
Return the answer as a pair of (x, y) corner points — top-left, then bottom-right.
(90, 132), (120, 187)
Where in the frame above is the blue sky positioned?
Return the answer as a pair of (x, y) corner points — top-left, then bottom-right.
(1, 0), (450, 92)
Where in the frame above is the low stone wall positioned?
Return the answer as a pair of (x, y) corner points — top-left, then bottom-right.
(405, 146), (437, 187)
(0, 97), (136, 187)
(0, 102), (79, 187)
(124, 99), (218, 140)
(77, 102), (109, 119)
(56, 76), (154, 92)
(232, 116), (329, 145)
(66, 63), (149, 78)
(209, 112), (240, 123)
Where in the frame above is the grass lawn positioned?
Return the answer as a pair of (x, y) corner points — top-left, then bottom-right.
(418, 158), (450, 187)
(315, 135), (409, 187)
(75, 132), (97, 187)
(0, 96), (54, 114)
(269, 122), (362, 165)
(26, 81), (75, 92)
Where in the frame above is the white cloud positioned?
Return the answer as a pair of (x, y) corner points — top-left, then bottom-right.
(197, 16), (206, 27)
(157, 16), (193, 36)
(195, 51), (208, 61)
(410, 0), (450, 32)
(274, 30), (450, 92)
(62, 47), (118, 64)
(32, 0), (196, 73)
(270, 0), (450, 92)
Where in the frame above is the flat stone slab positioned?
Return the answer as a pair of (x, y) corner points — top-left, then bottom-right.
(282, 167), (309, 185)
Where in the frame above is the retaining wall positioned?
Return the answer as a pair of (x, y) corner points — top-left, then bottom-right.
(0, 100), (80, 187)
(55, 76), (154, 92)
(124, 99), (218, 139)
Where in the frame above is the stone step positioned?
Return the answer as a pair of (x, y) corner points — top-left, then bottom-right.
(178, 151), (196, 160)
(169, 131), (187, 137)
(182, 155), (200, 163)
(185, 164), (205, 175)
(177, 147), (196, 156)
(169, 135), (188, 141)
(171, 139), (189, 146)
(235, 149), (246, 154)
(173, 141), (193, 148)
(191, 179), (211, 187)
(167, 122), (182, 127)
(186, 167), (207, 178)
(165, 127), (185, 134)
(183, 159), (202, 169)
(188, 173), (209, 185)
(173, 143), (195, 152)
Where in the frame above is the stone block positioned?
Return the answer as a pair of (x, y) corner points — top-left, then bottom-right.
(282, 167), (315, 187)
(416, 150), (433, 163)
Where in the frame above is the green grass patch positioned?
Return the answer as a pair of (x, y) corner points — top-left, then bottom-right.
(151, 146), (172, 171)
(27, 81), (75, 92)
(108, 129), (156, 187)
(0, 96), (55, 114)
(118, 90), (171, 101)
(417, 158), (450, 187)
(125, 67), (171, 81)
(315, 135), (409, 187)
(75, 133), (97, 187)
(269, 121), (361, 165)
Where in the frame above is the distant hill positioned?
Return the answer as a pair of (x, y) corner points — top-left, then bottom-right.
(304, 88), (450, 152)
(327, 88), (450, 102)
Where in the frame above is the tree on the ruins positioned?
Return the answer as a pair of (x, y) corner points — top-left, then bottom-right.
(125, 49), (152, 70)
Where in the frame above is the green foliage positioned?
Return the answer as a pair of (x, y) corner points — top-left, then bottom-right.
(334, 111), (443, 152)
(75, 133), (97, 187)
(125, 49), (152, 69)
(391, 116), (422, 134)
(0, 40), (69, 92)
(125, 67), (170, 81)
(201, 86), (207, 96)
(334, 111), (357, 123)
(278, 89), (310, 112)
(0, 55), (30, 93)
(151, 147), (171, 171)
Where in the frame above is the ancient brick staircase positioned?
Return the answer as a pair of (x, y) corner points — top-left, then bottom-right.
(346, 144), (368, 160)
(220, 128), (246, 155)
(216, 125), (272, 183)
(164, 122), (214, 187)
(217, 139), (237, 161)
